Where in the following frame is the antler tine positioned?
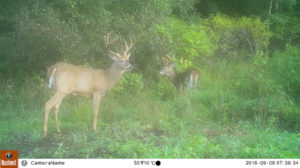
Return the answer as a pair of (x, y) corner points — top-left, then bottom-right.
(129, 35), (137, 50)
(161, 56), (170, 65)
(108, 49), (122, 58)
(123, 35), (136, 55)
(104, 33), (110, 47)
(161, 55), (174, 66)
(123, 38), (129, 50)
(166, 55), (174, 62)
(104, 33), (119, 47)
(104, 33), (122, 58)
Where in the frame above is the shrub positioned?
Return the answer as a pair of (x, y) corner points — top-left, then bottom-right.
(203, 13), (271, 59)
(157, 18), (215, 72)
(111, 71), (144, 97)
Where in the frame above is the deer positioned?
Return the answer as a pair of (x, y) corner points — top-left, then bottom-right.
(44, 34), (136, 137)
(159, 56), (200, 90)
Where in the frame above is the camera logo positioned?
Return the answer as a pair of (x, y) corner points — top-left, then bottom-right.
(5, 153), (12, 160)
(0, 150), (18, 168)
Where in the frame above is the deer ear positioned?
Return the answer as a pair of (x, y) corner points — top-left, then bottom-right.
(127, 53), (131, 58)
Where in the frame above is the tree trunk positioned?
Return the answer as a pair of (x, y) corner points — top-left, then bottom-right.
(268, 0), (273, 29)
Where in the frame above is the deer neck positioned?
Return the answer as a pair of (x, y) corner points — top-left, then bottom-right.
(107, 62), (125, 87)
(166, 70), (176, 82)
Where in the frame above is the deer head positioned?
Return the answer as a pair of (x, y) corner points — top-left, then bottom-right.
(160, 55), (176, 77)
(104, 33), (136, 71)
(159, 55), (200, 90)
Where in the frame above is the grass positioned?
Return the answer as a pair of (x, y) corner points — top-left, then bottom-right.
(0, 104), (299, 158)
(0, 87), (299, 158)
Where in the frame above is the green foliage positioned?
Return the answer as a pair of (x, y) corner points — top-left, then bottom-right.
(195, 0), (298, 17)
(265, 46), (300, 101)
(0, 0), (174, 80)
(169, 0), (197, 18)
(271, 14), (300, 46)
(111, 72), (144, 96)
(1, 98), (299, 158)
(0, 0), (111, 79)
(183, 46), (299, 131)
(157, 18), (215, 71)
(149, 77), (177, 100)
(203, 14), (271, 59)
(264, 46), (300, 130)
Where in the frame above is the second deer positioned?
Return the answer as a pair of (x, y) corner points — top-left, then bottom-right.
(160, 56), (200, 90)
(44, 34), (136, 137)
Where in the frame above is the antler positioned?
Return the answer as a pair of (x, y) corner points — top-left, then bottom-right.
(104, 33), (119, 47)
(104, 34), (136, 58)
(104, 33), (122, 58)
(161, 57), (169, 65)
(123, 35), (137, 56)
(161, 55), (174, 65)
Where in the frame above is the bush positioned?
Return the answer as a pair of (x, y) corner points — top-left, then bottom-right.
(157, 17), (215, 72)
(111, 71), (144, 97)
(188, 48), (299, 131)
(267, 46), (300, 102)
(203, 14), (270, 59)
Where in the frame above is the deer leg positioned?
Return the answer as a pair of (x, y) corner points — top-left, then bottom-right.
(44, 95), (56, 137)
(93, 92), (103, 131)
(54, 107), (61, 136)
(54, 97), (64, 136)
(194, 74), (199, 88)
(44, 92), (65, 137)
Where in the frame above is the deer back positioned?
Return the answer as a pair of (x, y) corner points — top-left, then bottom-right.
(49, 62), (111, 95)
(172, 68), (200, 89)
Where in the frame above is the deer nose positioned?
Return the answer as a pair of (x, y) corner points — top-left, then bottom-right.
(128, 64), (134, 71)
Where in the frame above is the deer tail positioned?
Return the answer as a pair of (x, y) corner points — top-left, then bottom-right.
(189, 74), (193, 88)
(47, 66), (56, 89)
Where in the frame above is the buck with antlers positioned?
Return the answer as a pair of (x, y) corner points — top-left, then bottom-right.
(160, 56), (200, 90)
(44, 34), (136, 136)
